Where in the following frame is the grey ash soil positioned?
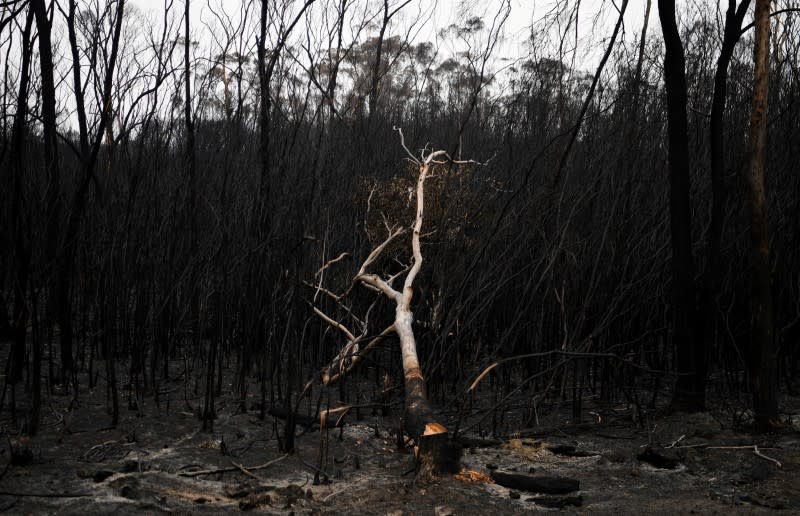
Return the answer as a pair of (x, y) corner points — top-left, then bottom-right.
(2, 368), (799, 514)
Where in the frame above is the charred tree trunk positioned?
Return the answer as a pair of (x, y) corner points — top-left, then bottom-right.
(29, 286), (42, 434)
(367, 0), (396, 121)
(658, 0), (701, 411)
(31, 0), (61, 429)
(184, 0), (196, 227)
(56, 0), (126, 394)
(7, 8), (35, 390)
(694, 0), (751, 412)
(256, 0), (271, 226)
(745, 0), (779, 430)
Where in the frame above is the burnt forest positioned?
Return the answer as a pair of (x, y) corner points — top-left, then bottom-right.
(1, 0), (800, 513)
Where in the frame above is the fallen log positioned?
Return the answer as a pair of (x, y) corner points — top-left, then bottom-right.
(527, 495), (583, 508)
(490, 471), (580, 494)
(267, 406), (347, 430)
(637, 445), (680, 469)
(545, 444), (597, 457)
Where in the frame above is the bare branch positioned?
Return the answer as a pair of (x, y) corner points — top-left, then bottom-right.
(423, 149), (448, 164)
(323, 324), (396, 385)
(302, 280), (346, 303)
(315, 251), (351, 277)
(400, 160), (429, 311)
(393, 126), (420, 165)
(312, 306), (356, 343)
(740, 8), (800, 35)
(358, 226), (406, 275)
(355, 273), (402, 301)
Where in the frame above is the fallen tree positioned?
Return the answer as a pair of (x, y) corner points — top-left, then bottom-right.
(306, 128), (479, 474)
(490, 471), (580, 494)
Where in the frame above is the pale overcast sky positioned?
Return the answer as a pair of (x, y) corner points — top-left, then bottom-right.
(127, 0), (659, 68)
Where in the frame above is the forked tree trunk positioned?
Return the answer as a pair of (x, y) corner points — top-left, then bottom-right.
(695, 0), (751, 412)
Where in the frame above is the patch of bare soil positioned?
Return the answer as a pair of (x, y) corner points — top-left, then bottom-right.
(2, 371), (799, 514)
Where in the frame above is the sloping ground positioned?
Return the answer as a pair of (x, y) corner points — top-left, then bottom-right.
(2, 376), (799, 514)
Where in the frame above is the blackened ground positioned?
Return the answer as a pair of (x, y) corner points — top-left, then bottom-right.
(1, 359), (799, 514)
